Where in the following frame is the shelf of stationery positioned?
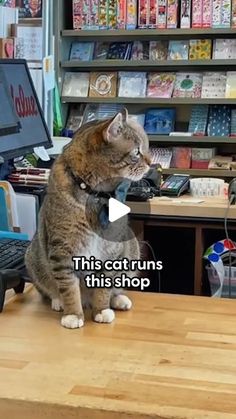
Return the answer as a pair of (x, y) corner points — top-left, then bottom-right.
(61, 97), (236, 105)
(61, 28), (236, 40)
(61, 59), (236, 70)
(162, 168), (236, 177)
(149, 136), (236, 144)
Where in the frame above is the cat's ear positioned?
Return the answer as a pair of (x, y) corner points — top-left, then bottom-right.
(104, 112), (124, 142)
(121, 107), (128, 122)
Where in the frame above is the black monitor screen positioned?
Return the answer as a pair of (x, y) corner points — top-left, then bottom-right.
(0, 59), (52, 159)
(0, 68), (20, 137)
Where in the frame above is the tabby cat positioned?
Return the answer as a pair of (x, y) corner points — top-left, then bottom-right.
(25, 110), (150, 329)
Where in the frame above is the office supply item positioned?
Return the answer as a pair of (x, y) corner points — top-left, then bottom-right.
(157, 0), (167, 27)
(62, 72), (90, 98)
(188, 105), (209, 136)
(180, 0), (191, 28)
(126, 0), (137, 29)
(138, 0), (149, 28)
(147, 73), (175, 98)
(173, 73), (202, 98)
(207, 105), (231, 136)
(73, 0), (83, 29)
(149, 41), (168, 60)
(160, 174), (190, 196)
(168, 41), (189, 60)
(117, 0), (126, 28)
(201, 72), (226, 98)
(107, 0), (117, 29)
(0, 59), (52, 160)
(0, 237), (30, 270)
(149, 0), (158, 27)
(213, 39), (236, 59)
(69, 42), (94, 61)
(89, 72), (117, 98)
(131, 41), (149, 60)
(192, 0), (203, 27)
(118, 72), (147, 97)
(189, 39), (212, 60)
(167, 0), (178, 28)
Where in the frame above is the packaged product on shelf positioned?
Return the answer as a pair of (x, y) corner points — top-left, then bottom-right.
(89, 0), (99, 29)
(138, 0), (149, 27)
(171, 147), (192, 169)
(167, 0), (178, 28)
(118, 72), (147, 97)
(149, 0), (158, 27)
(150, 148), (173, 168)
(167, 40), (189, 60)
(69, 42), (94, 61)
(221, 0), (231, 27)
(188, 105), (209, 136)
(108, 0), (117, 29)
(147, 73), (176, 98)
(173, 73), (203, 98)
(191, 0), (203, 28)
(128, 114), (146, 126)
(230, 109), (236, 136)
(94, 42), (110, 59)
(201, 72), (226, 98)
(213, 39), (236, 59)
(82, 103), (123, 123)
(62, 72), (90, 98)
(207, 105), (231, 136)
(212, 0), (221, 27)
(225, 71), (236, 98)
(180, 0), (191, 28)
(191, 148), (216, 169)
(98, 0), (108, 28)
(157, 0), (167, 27)
(73, 0), (83, 29)
(126, 0), (137, 29)
(89, 72), (117, 97)
(202, 0), (212, 27)
(82, 0), (89, 28)
(107, 42), (132, 59)
(66, 105), (84, 134)
(131, 41), (149, 60)
(189, 39), (212, 60)
(117, 0), (127, 28)
(232, 0), (236, 27)
(16, 0), (42, 18)
(149, 41), (168, 60)
(144, 108), (176, 134)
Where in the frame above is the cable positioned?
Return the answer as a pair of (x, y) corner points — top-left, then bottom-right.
(140, 240), (161, 293)
(224, 195), (235, 298)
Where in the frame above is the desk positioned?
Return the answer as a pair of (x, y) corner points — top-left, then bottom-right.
(1, 288), (236, 419)
(129, 196), (236, 295)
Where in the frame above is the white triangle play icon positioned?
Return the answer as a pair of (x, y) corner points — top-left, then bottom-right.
(108, 198), (131, 223)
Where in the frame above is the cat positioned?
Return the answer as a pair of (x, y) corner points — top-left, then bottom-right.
(25, 110), (151, 329)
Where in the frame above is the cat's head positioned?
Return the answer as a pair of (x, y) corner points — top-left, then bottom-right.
(65, 109), (151, 187)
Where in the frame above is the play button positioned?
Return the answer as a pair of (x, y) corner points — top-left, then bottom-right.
(108, 198), (130, 223)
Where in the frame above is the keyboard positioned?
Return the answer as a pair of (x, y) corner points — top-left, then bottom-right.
(0, 238), (30, 270)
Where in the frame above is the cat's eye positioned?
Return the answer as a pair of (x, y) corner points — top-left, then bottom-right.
(133, 148), (140, 157)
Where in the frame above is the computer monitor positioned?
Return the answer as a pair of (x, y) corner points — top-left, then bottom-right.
(0, 59), (52, 160)
(0, 68), (20, 137)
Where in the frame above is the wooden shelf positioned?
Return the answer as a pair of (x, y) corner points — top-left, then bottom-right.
(61, 96), (236, 105)
(61, 59), (236, 70)
(149, 135), (236, 144)
(162, 168), (236, 177)
(62, 28), (236, 40)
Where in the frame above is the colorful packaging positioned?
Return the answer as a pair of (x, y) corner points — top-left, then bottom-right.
(149, 0), (158, 27)
(167, 0), (178, 28)
(82, 0), (89, 29)
(201, 72), (226, 98)
(189, 39), (212, 60)
(168, 40), (189, 60)
(108, 0), (117, 29)
(89, 0), (99, 29)
(212, 0), (221, 27)
(117, 0), (127, 28)
(202, 0), (212, 27)
(180, 0), (191, 28)
(188, 105), (209, 136)
(126, 0), (137, 29)
(232, 0), (236, 27)
(192, 0), (203, 28)
(157, 0), (167, 27)
(147, 73), (176, 98)
(73, 0), (83, 29)
(171, 147), (192, 169)
(138, 0), (149, 27)
(89, 72), (117, 98)
(149, 41), (168, 60)
(173, 72), (203, 98)
(0, 0), (15, 6)
(221, 0), (231, 27)
(99, 0), (108, 29)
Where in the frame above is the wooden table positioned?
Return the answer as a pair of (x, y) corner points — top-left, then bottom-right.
(1, 288), (236, 419)
(129, 196), (236, 295)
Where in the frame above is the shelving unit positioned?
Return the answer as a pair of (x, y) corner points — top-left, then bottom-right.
(55, 0), (236, 178)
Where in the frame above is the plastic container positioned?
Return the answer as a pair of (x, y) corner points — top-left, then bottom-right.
(206, 265), (236, 297)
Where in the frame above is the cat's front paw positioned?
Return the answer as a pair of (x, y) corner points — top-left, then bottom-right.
(61, 314), (84, 329)
(51, 298), (64, 312)
(111, 294), (132, 311)
(94, 309), (115, 324)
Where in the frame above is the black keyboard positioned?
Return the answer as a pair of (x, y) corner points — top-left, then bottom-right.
(0, 238), (30, 270)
